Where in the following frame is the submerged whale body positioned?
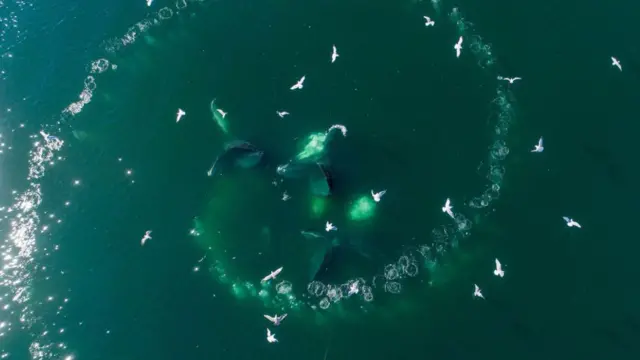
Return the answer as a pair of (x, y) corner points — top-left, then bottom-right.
(277, 161), (333, 196)
(301, 231), (373, 281)
(210, 140), (264, 176)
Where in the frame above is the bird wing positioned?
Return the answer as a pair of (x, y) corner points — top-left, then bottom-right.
(267, 328), (272, 336)
(538, 137), (543, 147)
(264, 315), (276, 323)
(562, 216), (570, 222)
(495, 259), (501, 269)
(279, 314), (288, 322)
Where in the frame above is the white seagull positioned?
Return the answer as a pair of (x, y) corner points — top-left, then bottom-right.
(531, 137), (544, 153)
(264, 314), (287, 326)
(261, 267), (283, 283)
(266, 328), (278, 343)
(326, 221), (337, 232)
(493, 258), (504, 277)
(141, 230), (152, 246)
(290, 76), (306, 90)
(216, 108), (227, 118)
(611, 57), (622, 71)
(348, 281), (359, 295)
(371, 189), (387, 202)
(563, 217), (581, 228)
(276, 111), (290, 118)
(442, 198), (454, 218)
(498, 76), (521, 84)
(454, 36), (463, 58)
(176, 109), (186, 123)
(331, 45), (339, 63)
(423, 16), (435, 27)
(473, 284), (484, 299)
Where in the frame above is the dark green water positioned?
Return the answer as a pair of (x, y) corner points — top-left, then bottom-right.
(1, 0), (640, 359)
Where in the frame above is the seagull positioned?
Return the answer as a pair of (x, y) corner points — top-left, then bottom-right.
(141, 230), (152, 246)
(531, 137), (544, 153)
(290, 76), (305, 90)
(326, 221), (337, 232)
(423, 16), (435, 27)
(216, 108), (227, 118)
(282, 191), (291, 201)
(563, 217), (581, 228)
(264, 314), (287, 326)
(266, 328), (278, 343)
(39, 130), (58, 142)
(498, 76), (521, 84)
(176, 109), (186, 123)
(442, 198), (454, 218)
(611, 57), (622, 71)
(261, 267), (283, 282)
(454, 36), (463, 58)
(473, 284), (484, 299)
(348, 281), (359, 295)
(276, 111), (290, 118)
(331, 45), (339, 63)
(371, 189), (387, 202)
(493, 258), (504, 277)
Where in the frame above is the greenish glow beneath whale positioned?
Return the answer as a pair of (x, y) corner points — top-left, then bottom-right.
(310, 196), (326, 217)
(296, 131), (327, 161)
(349, 195), (375, 221)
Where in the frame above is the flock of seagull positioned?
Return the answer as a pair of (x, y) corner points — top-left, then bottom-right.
(128, 11), (615, 344)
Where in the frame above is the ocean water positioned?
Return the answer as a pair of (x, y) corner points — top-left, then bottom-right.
(1, 0), (640, 359)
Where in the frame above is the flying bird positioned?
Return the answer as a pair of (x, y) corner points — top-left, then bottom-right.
(216, 108), (227, 118)
(423, 16), (435, 27)
(325, 221), (337, 232)
(473, 284), (484, 299)
(611, 57), (622, 71)
(264, 314), (287, 326)
(371, 190), (387, 202)
(331, 45), (339, 63)
(498, 76), (521, 84)
(176, 108), (186, 123)
(531, 137), (544, 153)
(266, 328), (278, 343)
(563, 217), (581, 228)
(261, 267), (283, 283)
(141, 230), (152, 246)
(442, 198), (454, 218)
(454, 36), (463, 58)
(493, 259), (504, 277)
(290, 76), (306, 90)
(276, 111), (290, 118)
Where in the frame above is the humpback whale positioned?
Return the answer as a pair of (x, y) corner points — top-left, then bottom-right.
(209, 140), (264, 177)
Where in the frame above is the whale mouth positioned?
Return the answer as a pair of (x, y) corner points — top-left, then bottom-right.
(277, 161), (333, 197)
(210, 140), (263, 176)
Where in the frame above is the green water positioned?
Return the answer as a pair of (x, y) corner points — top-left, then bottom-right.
(1, 0), (639, 359)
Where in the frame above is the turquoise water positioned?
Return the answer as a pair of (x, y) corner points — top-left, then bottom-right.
(1, 0), (640, 359)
